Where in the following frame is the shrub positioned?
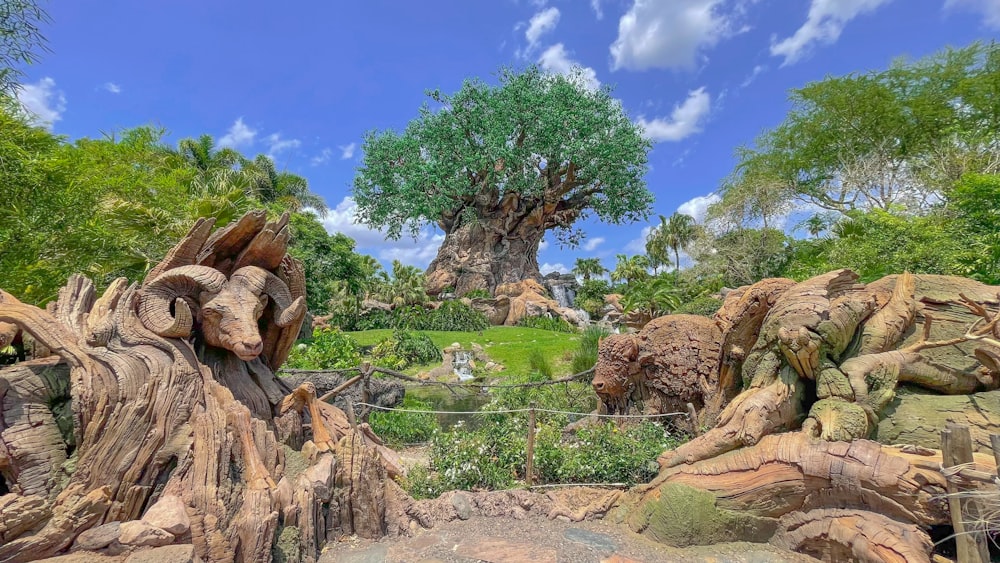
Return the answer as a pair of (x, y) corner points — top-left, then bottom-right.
(423, 300), (490, 332)
(576, 279), (613, 318)
(284, 328), (361, 370)
(428, 417), (524, 491)
(463, 288), (491, 299)
(517, 315), (577, 333)
(328, 300), (489, 332)
(369, 395), (439, 447)
(393, 330), (441, 365)
(570, 325), (611, 374)
(673, 296), (723, 318)
(527, 348), (554, 379)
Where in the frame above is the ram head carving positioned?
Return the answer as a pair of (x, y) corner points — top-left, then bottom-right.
(137, 264), (306, 362)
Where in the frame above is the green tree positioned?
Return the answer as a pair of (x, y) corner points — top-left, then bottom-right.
(611, 254), (650, 287)
(647, 212), (697, 273)
(287, 212), (368, 314)
(0, 0), (49, 94)
(572, 257), (607, 282)
(242, 154), (328, 216)
(353, 66), (653, 295)
(948, 174), (1000, 284)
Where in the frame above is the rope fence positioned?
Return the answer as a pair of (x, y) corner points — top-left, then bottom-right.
(281, 365), (596, 389)
(355, 401), (688, 419)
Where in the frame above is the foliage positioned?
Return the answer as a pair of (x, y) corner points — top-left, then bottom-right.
(570, 325), (611, 374)
(463, 288), (491, 299)
(673, 296), (723, 318)
(369, 330), (441, 370)
(620, 275), (682, 318)
(534, 421), (677, 486)
(287, 213), (368, 314)
(516, 315), (577, 333)
(611, 254), (650, 287)
(690, 227), (791, 287)
(948, 174), (1000, 284)
(284, 328), (362, 370)
(371, 260), (429, 307)
(572, 258), (607, 282)
(575, 279), (613, 318)
(369, 395), (439, 448)
(0, 0), (49, 95)
(427, 418), (524, 491)
(646, 213), (698, 273)
(527, 348), (554, 379)
(334, 300), (489, 333)
(352, 66), (653, 246)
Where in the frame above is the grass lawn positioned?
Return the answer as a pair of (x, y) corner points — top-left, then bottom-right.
(346, 326), (581, 377)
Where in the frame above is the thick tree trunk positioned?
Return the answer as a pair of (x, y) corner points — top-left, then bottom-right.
(425, 219), (544, 296)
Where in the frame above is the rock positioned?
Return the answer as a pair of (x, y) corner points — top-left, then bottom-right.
(563, 528), (618, 552)
(471, 295), (511, 325)
(360, 299), (392, 312)
(118, 520), (175, 547)
(451, 492), (473, 520)
(73, 521), (121, 551)
(125, 544), (201, 563)
(35, 554), (121, 563)
(280, 372), (404, 414)
(142, 494), (190, 536)
(455, 538), (557, 563)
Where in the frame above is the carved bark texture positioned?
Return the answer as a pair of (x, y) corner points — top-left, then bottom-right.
(0, 212), (401, 563)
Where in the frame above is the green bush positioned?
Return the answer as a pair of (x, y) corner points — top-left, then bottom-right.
(535, 421), (677, 486)
(527, 348), (554, 379)
(570, 325), (610, 374)
(370, 329), (442, 370)
(517, 315), (577, 333)
(576, 279), (613, 318)
(284, 328), (361, 370)
(673, 296), (723, 317)
(331, 301), (489, 332)
(369, 395), (439, 447)
(428, 417), (524, 491)
(463, 288), (491, 299)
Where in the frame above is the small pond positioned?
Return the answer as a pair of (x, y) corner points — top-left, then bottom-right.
(406, 384), (491, 431)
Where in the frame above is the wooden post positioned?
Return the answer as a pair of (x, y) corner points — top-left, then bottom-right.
(941, 424), (989, 563)
(360, 362), (373, 423)
(686, 402), (700, 436)
(526, 401), (537, 487)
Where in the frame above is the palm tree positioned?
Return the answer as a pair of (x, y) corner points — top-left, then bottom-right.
(645, 215), (670, 274)
(573, 257), (607, 282)
(797, 214), (829, 238)
(611, 254), (650, 287)
(658, 212), (697, 273)
(242, 154), (328, 216)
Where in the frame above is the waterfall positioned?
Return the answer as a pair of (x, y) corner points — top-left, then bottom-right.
(452, 350), (475, 381)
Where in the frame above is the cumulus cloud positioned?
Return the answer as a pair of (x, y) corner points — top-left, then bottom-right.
(636, 87), (711, 142)
(218, 118), (257, 149)
(265, 133), (301, 159)
(583, 237), (605, 252)
(591, 0), (604, 19)
(770, 0), (893, 66)
(677, 193), (721, 223)
(610, 0), (742, 71)
(539, 238), (550, 251)
(523, 7), (561, 54)
(311, 148), (333, 166)
(625, 225), (654, 254)
(945, 0), (1000, 28)
(16, 77), (66, 129)
(319, 197), (444, 268)
(540, 262), (570, 275)
(103, 82), (121, 94)
(538, 44), (601, 91)
(339, 142), (357, 160)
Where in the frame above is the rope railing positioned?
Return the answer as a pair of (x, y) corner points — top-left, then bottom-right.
(354, 401), (687, 419)
(281, 364), (596, 389)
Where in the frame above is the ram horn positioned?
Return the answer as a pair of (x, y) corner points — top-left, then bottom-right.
(230, 266), (306, 327)
(138, 266), (227, 337)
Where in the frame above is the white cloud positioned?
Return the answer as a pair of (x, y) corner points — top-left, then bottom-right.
(610, 0), (741, 71)
(591, 0), (604, 19)
(524, 7), (561, 54)
(770, 0), (893, 66)
(636, 87), (711, 142)
(945, 0), (1000, 28)
(583, 237), (605, 252)
(319, 197), (444, 268)
(538, 44), (601, 91)
(265, 133), (301, 159)
(311, 148), (333, 166)
(103, 82), (121, 94)
(625, 225), (654, 254)
(739, 64), (767, 88)
(339, 142), (357, 160)
(539, 238), (550, 251)
(218, 118), (257, 149)
(540, 262), (570, 275)
(677, 193), (721, 223)
(16, 77), (66, 129)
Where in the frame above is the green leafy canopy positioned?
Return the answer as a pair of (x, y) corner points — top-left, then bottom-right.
(352, 66), (654, 244)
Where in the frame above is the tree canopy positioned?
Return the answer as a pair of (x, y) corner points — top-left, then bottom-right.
(354, 66), (653, 240)
(0, 0), (49, 94)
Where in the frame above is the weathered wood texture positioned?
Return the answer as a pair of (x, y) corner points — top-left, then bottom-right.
(0, 212), (404, 563)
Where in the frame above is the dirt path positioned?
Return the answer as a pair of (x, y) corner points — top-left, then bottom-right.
(319, 513), (816, 563)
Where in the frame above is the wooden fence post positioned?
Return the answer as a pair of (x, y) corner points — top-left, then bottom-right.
(360, 361), (373, 423)
(941, 423), (989, 563)
(526, 402), (537, 487)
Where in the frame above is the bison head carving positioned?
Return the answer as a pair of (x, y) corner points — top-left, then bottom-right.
(592, 334), (640, 403)
(137, 265), (306, 361)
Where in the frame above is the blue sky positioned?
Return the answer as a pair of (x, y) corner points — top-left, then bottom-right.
(16, 0), (1000, 275)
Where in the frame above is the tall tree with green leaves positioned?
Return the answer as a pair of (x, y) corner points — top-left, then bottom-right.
(572, 257), (607, 282)
(611, 254), (650, 287)
(647, 213), (697, 273)
(0, 0), (49, 95)
(353, 66), (653, 295)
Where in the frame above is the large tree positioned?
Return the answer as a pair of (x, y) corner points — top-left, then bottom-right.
(353, 66), (653, 295)
(0, 0), (49, 95)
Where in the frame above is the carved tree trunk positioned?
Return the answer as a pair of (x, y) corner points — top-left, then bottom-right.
(425, 220), (544, 296)
(0, 212), (408, 563)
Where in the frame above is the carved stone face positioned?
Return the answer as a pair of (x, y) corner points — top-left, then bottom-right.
(592, 334), (640, 400)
